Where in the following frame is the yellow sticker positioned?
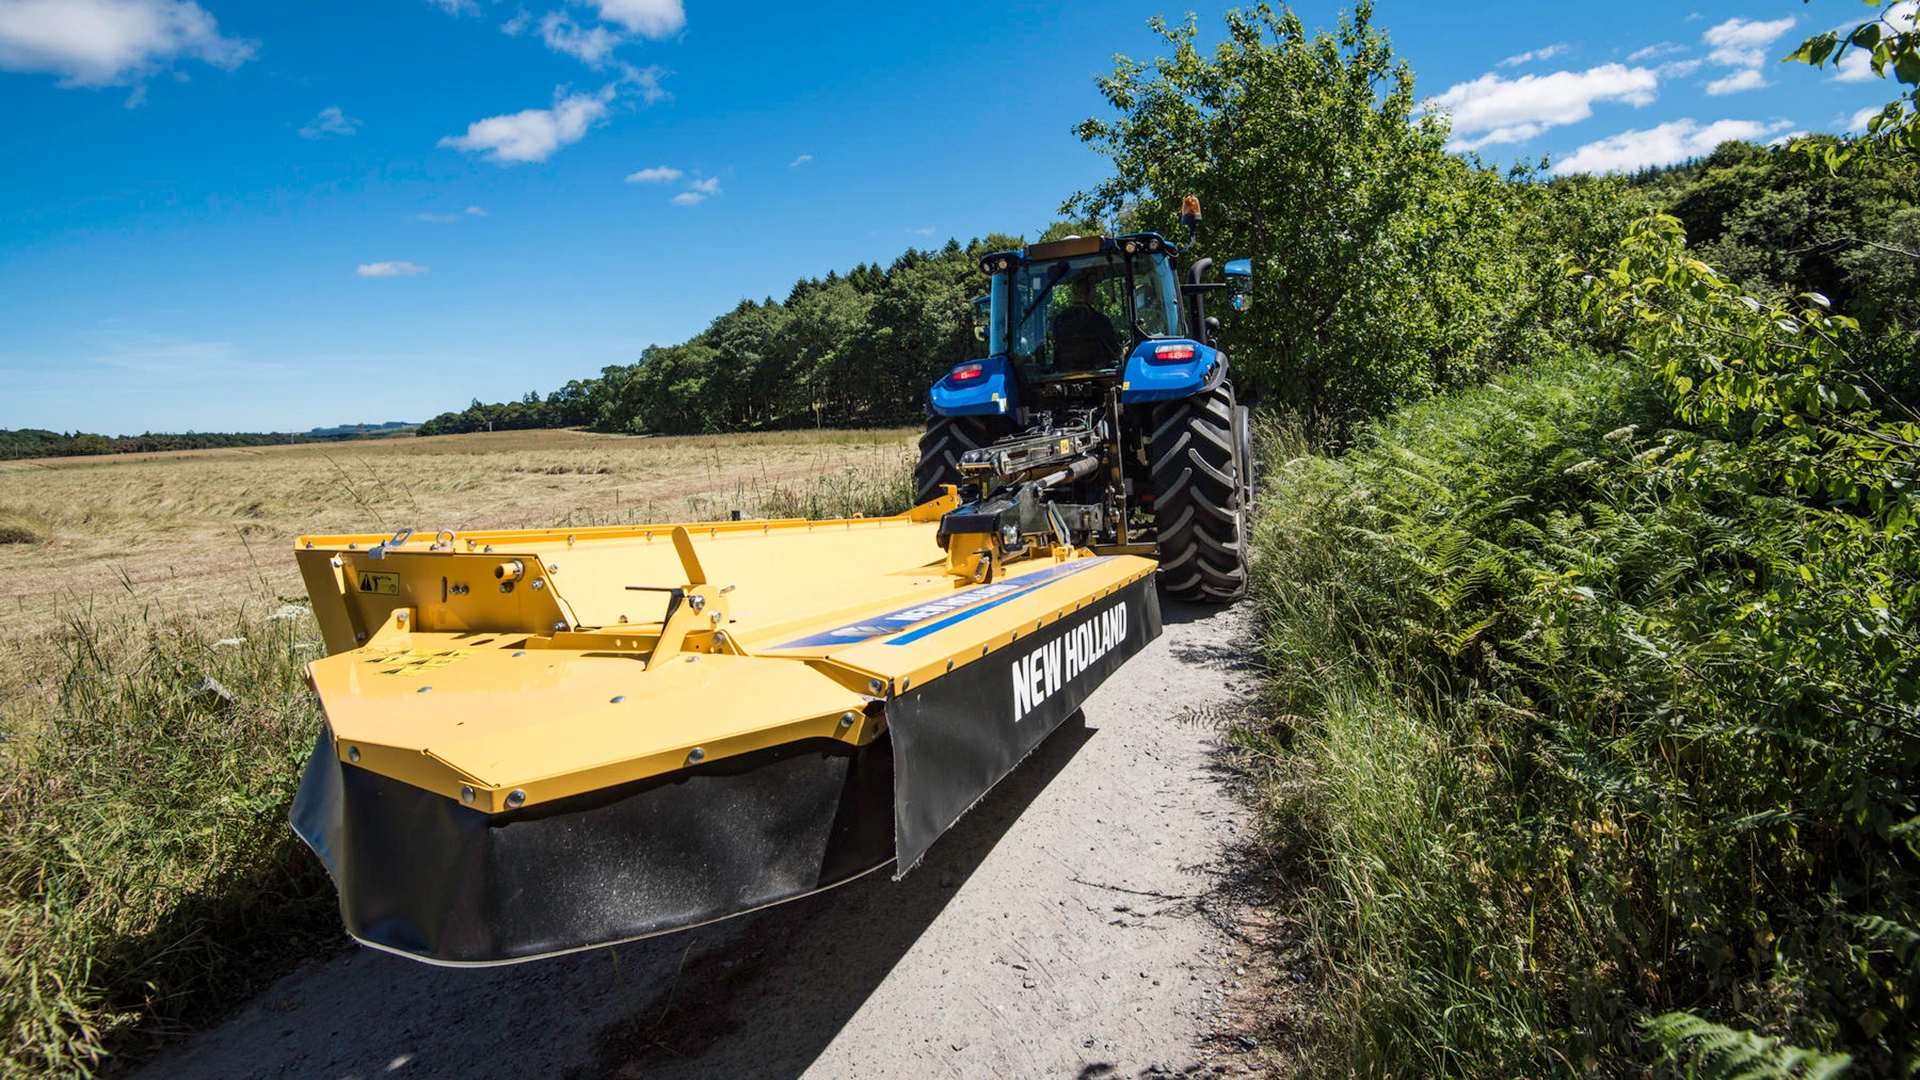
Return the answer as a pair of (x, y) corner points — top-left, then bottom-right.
(356, 571), (399, 595)
(364, 648), (472, 676)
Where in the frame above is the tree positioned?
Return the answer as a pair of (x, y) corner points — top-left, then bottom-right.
(1788, 2), (1920, 165)
(1068, 2), (1582, 421)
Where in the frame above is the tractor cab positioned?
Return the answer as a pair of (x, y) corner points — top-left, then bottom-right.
(990, 234), (1186, 382)
(935, 230), (1248, 423)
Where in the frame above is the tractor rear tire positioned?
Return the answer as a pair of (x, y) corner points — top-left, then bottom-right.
(915, 413), (1008, 506)
(1148, 385), (1249, 603)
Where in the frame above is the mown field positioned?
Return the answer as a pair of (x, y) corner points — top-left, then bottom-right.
(0, 427), (916, 1079)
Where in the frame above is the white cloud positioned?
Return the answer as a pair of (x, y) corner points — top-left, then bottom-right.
(617, 62), (667, 104)
(1500, 43), (1567, 67)
(464, 205), (486, 216)
(670, 177), (719, 206)
(1705, 68), (1767, 96)
(438, 86), (613, 164)
(1659, 58), (1702, 78)
(357, 262), (429, 277)
(1833, 47), (1878, 82)
(538, 10), (620, 67)
(0, 0), (253, 88)
(298, 105), (359, 139)
(424, 0), (477, 14)
(1698, 16), (1796, 94)
(1853, 103), (1891, 131)
(500, 9), (531, 34)
(1429, 63), (1659, 151)
(1769, 129), (1809, 146)
(624, 165), (682, 182)
(1703, 16), (1797, 68)
(789, 153), (812, 167)
(1553, 117), (1795, 175)
(1627, 42), (1685, 62)
(411, 212), (459, 223)
(590, 0), (683, 37)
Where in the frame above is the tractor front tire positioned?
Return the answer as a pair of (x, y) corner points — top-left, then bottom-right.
(1148, 385), (1249, 603)
(915, 413), (1007, 506)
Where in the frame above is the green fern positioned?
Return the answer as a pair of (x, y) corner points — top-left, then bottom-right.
(1645, 1013), (1852, 1080)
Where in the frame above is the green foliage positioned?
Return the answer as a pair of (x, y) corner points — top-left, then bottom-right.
(1629, 139), (1920, 334)
(1068, 2), (1631, 422)
(1248, 342), (1919, 1073)
(0, 428), (412, 461)
(1579, 214), (1919, 523)
(1647, 1013), (1853, 1080)
(1786, 6), (1920, 167)
(0, 609), (337, 1078)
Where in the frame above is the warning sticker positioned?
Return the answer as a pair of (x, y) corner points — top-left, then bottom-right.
(363, 648), (472, 676)
(356, 571), (400, 595)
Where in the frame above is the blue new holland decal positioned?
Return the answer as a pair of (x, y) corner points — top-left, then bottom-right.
(769, 558), (1112, 650)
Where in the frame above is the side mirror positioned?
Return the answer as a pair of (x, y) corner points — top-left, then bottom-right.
(1223, 259), (1252, 311)
(1221, 257), (1251, 309)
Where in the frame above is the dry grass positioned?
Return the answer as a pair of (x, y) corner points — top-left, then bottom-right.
(0, 427), (917, 641)
(0, 425), (918, 1078)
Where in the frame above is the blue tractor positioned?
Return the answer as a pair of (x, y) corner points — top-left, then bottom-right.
(917, 201), (1255, 603)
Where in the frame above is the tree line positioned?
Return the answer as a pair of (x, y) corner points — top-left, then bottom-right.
(0, 426), (414, 462)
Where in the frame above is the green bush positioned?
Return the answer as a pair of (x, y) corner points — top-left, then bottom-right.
(1248, 345), (1916, 1074)
(0, 610), (336, 1079)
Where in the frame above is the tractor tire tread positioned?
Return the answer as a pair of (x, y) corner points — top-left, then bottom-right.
(1147, 386), (1249, 605)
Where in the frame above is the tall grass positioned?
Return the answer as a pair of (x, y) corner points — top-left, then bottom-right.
(1245, 349), (1911, 1074)
(0, 607), (335, 1078)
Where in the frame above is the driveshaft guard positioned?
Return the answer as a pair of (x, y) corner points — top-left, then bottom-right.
(885, 575), (1161, 873)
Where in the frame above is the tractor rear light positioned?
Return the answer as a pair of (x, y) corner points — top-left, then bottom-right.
(1152, 344), (1197, 361)
(950, 363), (985, 382)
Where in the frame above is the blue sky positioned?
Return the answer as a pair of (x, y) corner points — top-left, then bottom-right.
(0, 0), (1907, 434)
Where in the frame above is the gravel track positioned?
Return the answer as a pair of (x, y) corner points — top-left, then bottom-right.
(137, 598), (1261, 1080)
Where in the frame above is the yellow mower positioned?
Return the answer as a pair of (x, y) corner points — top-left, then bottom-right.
(291, 217), (1254, 965)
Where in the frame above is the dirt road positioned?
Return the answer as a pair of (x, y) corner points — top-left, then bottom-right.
(137, 598), (1262, 1079)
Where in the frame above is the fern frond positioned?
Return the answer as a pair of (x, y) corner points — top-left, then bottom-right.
(1644, 1012), (1852, 1080)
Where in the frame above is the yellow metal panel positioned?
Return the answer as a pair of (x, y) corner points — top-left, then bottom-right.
(295, 504), (1156, 812)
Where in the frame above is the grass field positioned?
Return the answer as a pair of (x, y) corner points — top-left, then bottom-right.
(0, 427), (917, 1079)
(0, 427), (918, 641)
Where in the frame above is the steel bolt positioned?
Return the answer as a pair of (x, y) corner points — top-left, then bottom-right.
(868, 678), (883, 695)
(417, 686), (432, 693)
(347, 746), (360, 763)
(461, 786), (475, 805)
(531, 579), (545, 590)
(839, 711), (856, 729)
(687, 748), (706, 765)
(901, 677), (911, 690)
(610, 695), (626, 703)
(505, 789), (526, 808)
